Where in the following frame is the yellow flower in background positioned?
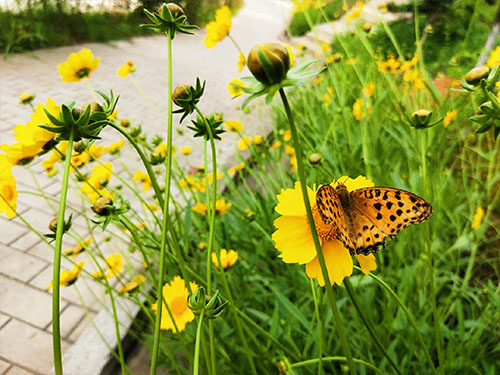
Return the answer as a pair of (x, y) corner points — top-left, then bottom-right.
(228, 162), (245, 174)
(346, 1), (364, 23)
(80, 163), (113, 201)
(212, 249), (239, 270)
(403, 69), (426, 90)
(400, 55), (419, 72)
(133, 171), (152, 192)
(321, 42), (331, 53)
(253, 135), (264, 145)
(192, 199), (232, 216)
(1, 98), (60, 165)
(179, 175), (205, 192)
(471, 206), (485, 229)
(204, 6), (232, 48)
(118, 61), (136, 78)
(486, 46), (500, 69)
(225, 120), (243, 133)
(107, 108), (118, 122)
(362, 82), (375, 97)
(104, 140), (124, 154)
(41, 141), (68, 172)
(0, 155), (17, 219)
(322, 93), (332, 106)
(237, 53), (245, 72)
(377, 56), (401, 74)
(152, 276), (198, 332)
(238, 136), (253, 151)
(346, 58), (357, 66)
(19, 92), (34, 104)
(353, 98), (365, 120)
(270, 141), (282, 151)
(283, 130), (292, 142)
(46, 261), (85, 289)
(64, 237), (93, 257)
(180, 146), (192, 155)
(192, 201), (208, 216)
(58, 48), (100, 83)
(313, 76), (323, 85)
(119, 275), (147, 294)
(105, 254), (123, 278)
(272, 177), (377, 286)
(443, 110), (457, 127)
(87, 144), (104, 159)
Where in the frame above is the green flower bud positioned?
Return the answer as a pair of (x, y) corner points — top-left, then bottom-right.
(120, 118), (130, 128)
(410, 109), (434, 129)
(172, 84), (193, 106)
(163, 3), (184, 18)
(308, 153), (321, 165)
(49, 218), (58, 232)
(71, 108), (83, 120)
(188, 287), (228, 319)
(92, 196), (113, 216)
(247, 43), (291, 85)
(81, 101), (103, 115)
(73, 141), (86, 153)
(464, 66), (489, 85)
(476, 101), (492, 116)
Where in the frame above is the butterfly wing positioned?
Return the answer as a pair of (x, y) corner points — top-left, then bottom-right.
(316, 184), (357, 251)
(349, 187), (433, 253)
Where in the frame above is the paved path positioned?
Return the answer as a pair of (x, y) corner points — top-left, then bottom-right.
(0, 1), (288, 374)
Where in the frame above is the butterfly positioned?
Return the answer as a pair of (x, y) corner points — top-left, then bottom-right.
(316, 182), (433, 255)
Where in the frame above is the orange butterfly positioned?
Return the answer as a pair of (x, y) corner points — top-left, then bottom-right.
(316, 182), (433, 255)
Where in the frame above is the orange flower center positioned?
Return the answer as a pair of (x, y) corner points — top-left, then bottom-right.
(309, 205), (337, 241)
(2, 185), (14, 201)
(170, 296), (187, 316)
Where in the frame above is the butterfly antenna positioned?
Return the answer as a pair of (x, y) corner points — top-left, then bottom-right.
(342, 157), (365, 184)
(319, 165), (339, 185)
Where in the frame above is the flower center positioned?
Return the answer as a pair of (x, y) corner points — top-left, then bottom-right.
(309, 205), (337, 241)
(76, 68), (90, 78)
(170, 296), (187, 316)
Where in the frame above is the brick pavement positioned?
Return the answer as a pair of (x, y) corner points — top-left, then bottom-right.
(0, 1), (288, 373)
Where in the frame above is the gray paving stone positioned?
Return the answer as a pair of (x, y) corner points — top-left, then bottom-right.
(0, 312), (10, 329)
(0, 217), (29, 246)
(0, 358), (11, 374)
(3, 366), (34, 375)
(0, 245), (48, 282)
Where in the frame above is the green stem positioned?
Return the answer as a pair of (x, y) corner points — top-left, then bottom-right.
(310, 279), (323, 375)
(132, 74), (168, 121)
(278, 88), (357, 375)
(193, 311), (205, 375)
(290, 357), (383, 374)
(344, 279), (402, 375)
(354, 266), (436, 373)
(150, 34), (175, 375)
(52, 128), (74, 375)
(84, 78), (99, 102)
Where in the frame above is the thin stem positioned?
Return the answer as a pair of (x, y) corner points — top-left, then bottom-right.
(290, 357), (383, 374)
(278, 88), (357, 375)
(84, 78), (99, 101)
(132, 74), (169, 121)
(343, 279), (402, 375)
(310, 279), (323, 375)
(52, 128), (74, 375)
(193, 311), (205, 375)
(150, 34), (175, 375)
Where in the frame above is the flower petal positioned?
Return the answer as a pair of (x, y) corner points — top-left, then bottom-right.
(355, 253), (377, 274)
(306, 239), (352, 286)
(332, 175), (374, 191)
(272, 216), (316, 264)
(275, 181), (316, 216)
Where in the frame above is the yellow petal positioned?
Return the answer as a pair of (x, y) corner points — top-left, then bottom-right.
(275, 181), (316, 216)
(333, 175), (374, 191)
(272, 216), (317, 264)
(354, 253), (377, 274)
(306, 240), (353, 286)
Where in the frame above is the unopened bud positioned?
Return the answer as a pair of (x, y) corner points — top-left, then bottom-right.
(247, 43), (291, 85)
(172, 84), (193, 106)
(362, 23), (372, 32)
(120, 118), (130, 128)
(308, 153), (322, 165)
(49, 218), (58, 232)
(165, 3), (184, 17)
(464, 66), (489, 85)
(92, 196), (113, 216)
(81, 101), (103, 114)
(73, 141), (86, 153)
(411, 109), (432, 128)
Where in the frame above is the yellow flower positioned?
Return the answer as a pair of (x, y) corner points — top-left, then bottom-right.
(151, 276), (198, 332)
(108, 108), (118, 122)
(64, 237), (93, 257)
(228, 162), (245, 174)
(362, 82), (375, 97)
(238, 136), (253, 151)
(192, 199), (231, 216)
(1, 98), (60, 165)
(225, 120), (243, 133)
(104, 140), (125, 154)
(133, 171), (152, 191)
(346, 58), (357, 66)
(180, 146), (192, 155)
(204, 6), (232, 48)
(283, 130), (292, 142)
(237, 53), (245, 72)
(353, 98), (365, 120)
(0, 155), (17, 218)
(192, 201), (208, 216)
(119, 275), (147, 294)
(228, 78), (245, 97)
(323, 93), (332, 106)
(400, 55), (419, 72)
(179, 175), (205, 192)
(313, 76), (323, 85)
(46, 261), (85, 289)
(211, 249), (239, 270)
(443, 110), (457, 127)
(346, 1), (364, 23)
(487, 46), (500, 69)
(105, 254), (123, 278)
(118, 61), (135, 78)
(272, 177), (377, 286)
(81, 163), (113, 201)
(270, 141), (282, 151)
(321, 42), (331, 53)
(253, 135), (264, 145)
(58, 48), (100, 83)
(377, 56), (400, 74)
(19, 92), (34, 104)
(41, 142), (67, 172)
(471, 206), (485, 229)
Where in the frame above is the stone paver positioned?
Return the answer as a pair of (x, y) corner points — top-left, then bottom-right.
(0, 0), (287, 371)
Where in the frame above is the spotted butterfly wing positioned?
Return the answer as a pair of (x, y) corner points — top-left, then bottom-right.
(316, 184), (433, 255)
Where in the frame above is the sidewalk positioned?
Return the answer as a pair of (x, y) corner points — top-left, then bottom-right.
(0, 1), (288, 374)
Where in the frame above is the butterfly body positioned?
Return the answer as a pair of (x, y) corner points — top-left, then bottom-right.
(316, 183), (433, 255)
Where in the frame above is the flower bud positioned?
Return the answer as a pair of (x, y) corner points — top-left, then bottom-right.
(362, 23), (372, 32)
(247, 43), (291, 85)
(72, 108), (83, 120)
(20, 92), (35, 104)
(253, 135), (264, 145)
(49, 218), (58, 232)
(476, 101), (492, 115)
(92, 196), (113, 216)
(464, 66), (489, 85)
(308, 153), (322, 165)
(411, 109), (432, 128)
(81, 101), (103, 114)
(73, 141), (86, 153)
(120, 118), (130, 127)
(164, 3), (184, 18)
(332, 53), (342, 62)
(172, 84), (193, 106)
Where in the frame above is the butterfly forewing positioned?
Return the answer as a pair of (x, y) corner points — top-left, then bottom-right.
(316, 184), (433, 255)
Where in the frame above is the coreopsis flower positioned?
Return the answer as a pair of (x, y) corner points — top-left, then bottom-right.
(471, 206), (485, 229)
(19, 92), (34, 105)
(180, 146), (192, 155)
(46, 261), (85, 289)
(179, 175), (205, 192)
(64, 237), (93, 257)
(105, 254), (123, 278)
(238, 136), (253, 150)
(1, 98), (60, 165)
(443, 110), (457, 127)
(225, 120), (243, 133)
(212, 249), (238, 270)
(323, 93), (332, 106)
(362, 82), (375, 97)
(346, 1), (364, 23)
(377, 56), (401, 74)
(272, 177), (377, 286)
(228, 78), (245, 97)
(346, 58), (357, 66)
(192, 199), (232, 216)
(400, 55), (419, 72)
(353, 98), (365, 120)
(133, 171), (152, 191)
(283, 130), (292, 142)
(118, 61), (136, 77)
(237, 53), (245, 72)
(204, 6), (232, 48)
(104, 140), (124, 154)
(58, 48), (100, 83)
(41, 141), (68, 172)
(119, 275), (147, 294)
(227, 162), (245, 174)
(0, 155), (17, 218)
(403, 69), (426, 90)
(192, 201), (208, 216)
(487, 46), (500, 69)
(253, 135), (264, 145)
(151, 276), (198, 332)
